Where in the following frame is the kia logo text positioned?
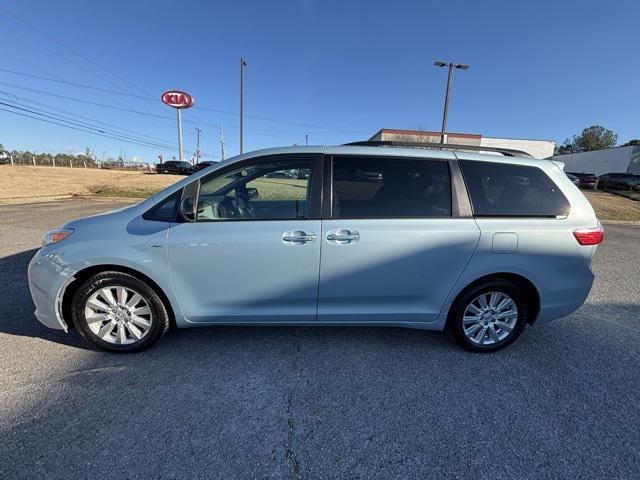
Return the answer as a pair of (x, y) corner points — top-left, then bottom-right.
(161, 90), (195, 109)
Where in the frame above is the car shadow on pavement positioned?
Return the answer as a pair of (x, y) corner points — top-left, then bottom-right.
(0, 247), (450, 351)
(0, 248), (87, 348)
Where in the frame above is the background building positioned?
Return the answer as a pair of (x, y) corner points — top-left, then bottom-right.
(369, 129), (555, 159)
(553, 145), (640, 175)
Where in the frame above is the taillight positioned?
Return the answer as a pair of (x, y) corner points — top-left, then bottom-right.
(573, 225), (604, 245)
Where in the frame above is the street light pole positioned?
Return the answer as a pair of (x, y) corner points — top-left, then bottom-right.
(240, 57), (247, 154)
(433, 61), (469, 144)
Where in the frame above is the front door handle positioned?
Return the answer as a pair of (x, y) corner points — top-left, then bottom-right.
(326, 229), (360, 244)
(282, 231), (317, 244)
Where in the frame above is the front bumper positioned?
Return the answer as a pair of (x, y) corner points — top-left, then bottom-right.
(28, 248), (75, 331)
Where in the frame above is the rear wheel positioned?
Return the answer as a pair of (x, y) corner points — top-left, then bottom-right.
(449, 280), (528, 352)
(71, 271), (169, 352)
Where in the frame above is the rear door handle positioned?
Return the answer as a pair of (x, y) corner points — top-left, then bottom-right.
(326, 229), (360, 244)
(282, 231), (317, 244)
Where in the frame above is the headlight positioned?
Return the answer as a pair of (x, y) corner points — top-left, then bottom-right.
(43, 228), (74, 246)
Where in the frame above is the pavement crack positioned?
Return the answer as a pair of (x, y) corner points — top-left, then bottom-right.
(284, 339), (302, 480)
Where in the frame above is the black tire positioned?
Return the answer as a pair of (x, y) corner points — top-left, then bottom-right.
(71, 271), (170, 352)
(448, 279), (528, 353)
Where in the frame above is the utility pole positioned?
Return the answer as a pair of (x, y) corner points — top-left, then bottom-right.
(240, 57), (247, 154)
(305, 134), (308, 146)
(433, 61), (469, 144)
(219, 124), (225, 161)
(195, 127), (202, 164)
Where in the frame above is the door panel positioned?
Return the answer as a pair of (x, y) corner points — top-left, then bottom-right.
(167, 220), (321, 323)
(318, 155), (480, 323)
(166, 154), (322, 323)
(318, 219), (480, 322)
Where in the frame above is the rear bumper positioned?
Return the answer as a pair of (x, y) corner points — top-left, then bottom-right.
(533, 266), (595, 325)
(27, 249), (74, 331)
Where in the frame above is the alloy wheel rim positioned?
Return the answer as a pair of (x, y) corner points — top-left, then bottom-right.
(462, 292), (518, 346)
(84, 286), (153, 345)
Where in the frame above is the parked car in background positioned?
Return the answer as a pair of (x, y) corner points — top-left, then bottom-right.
(29, 143), (602, 354)
(156, 161), (195, 175)
(265, 170), (294, 178)
(597, 172), (640, 191)
(295, 168), (311, 179)
(566, 172), (598, 189)
(566, 173), (580, 186)
(194, 161), (217, 172)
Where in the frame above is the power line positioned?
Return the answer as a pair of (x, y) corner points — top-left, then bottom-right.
(0, 102), (220, 159)
(0, 67), (369, 134)
(0, 53), (175, 132)
(0, 100), (179, 150)
(0, 80), (183, 121)
(0, 106), (177, 153)
(0, 6), (156, 99)
(0, 81), (345, 142)
(0, 90), (187, 148)
(0, 21), (152, 102)
(0, 64), (154, 101)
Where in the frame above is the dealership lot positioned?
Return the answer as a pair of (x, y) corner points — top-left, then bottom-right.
(1, 200), (639, 479)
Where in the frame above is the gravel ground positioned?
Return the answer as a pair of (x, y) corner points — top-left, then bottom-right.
(1, 199), (639, 479)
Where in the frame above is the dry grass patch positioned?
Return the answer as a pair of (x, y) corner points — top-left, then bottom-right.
(2, 166), (639, 222)
(583, 190), (640, 222)
(0, 166), (179, 202)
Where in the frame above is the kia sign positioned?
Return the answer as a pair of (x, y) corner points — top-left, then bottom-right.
(161, 90), (195, 109)
(161, 89), (194, 163)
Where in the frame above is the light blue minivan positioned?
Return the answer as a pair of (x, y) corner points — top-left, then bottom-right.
(28, 142), (603, 352)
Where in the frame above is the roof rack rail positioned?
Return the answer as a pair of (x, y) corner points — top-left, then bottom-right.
(342, 140), (533, 158)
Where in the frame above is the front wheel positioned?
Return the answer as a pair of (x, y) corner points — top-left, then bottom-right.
(71, 271), (170, 352)
(449, 280), (528, 352)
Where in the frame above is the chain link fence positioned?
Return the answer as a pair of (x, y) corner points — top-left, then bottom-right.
(1, 151), (154, 171)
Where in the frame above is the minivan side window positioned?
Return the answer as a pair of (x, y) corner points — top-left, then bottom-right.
(332, 156), (451, 218)
(459, 160), (570, 217)
(196, 159), (313, 221)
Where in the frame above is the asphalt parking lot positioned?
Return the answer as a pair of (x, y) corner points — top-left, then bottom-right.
(1, 199), (639, 479)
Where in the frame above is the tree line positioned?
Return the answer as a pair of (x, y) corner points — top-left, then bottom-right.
(555, 126), (639, 154)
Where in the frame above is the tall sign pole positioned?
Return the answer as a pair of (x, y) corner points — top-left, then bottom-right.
(177, 109), (184, 162)
(240, 57), (247, 154)
(161, 90), (195, 162)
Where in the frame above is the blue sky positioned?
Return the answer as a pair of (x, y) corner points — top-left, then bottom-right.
(0, 0), (638, 162)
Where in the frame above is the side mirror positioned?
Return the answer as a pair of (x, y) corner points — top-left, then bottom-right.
(179, 180), (199, 222)
(247, 187), (259, 200)
(179, 197), (196, 222)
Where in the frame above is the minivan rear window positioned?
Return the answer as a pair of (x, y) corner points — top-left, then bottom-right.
(459, 160), (570, 217)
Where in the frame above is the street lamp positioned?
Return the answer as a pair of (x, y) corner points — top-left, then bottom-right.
(433, 61), (469, 144)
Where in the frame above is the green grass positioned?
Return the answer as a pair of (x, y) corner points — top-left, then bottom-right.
(247, 178), (308, 200)
(88, 178), (308, 201)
